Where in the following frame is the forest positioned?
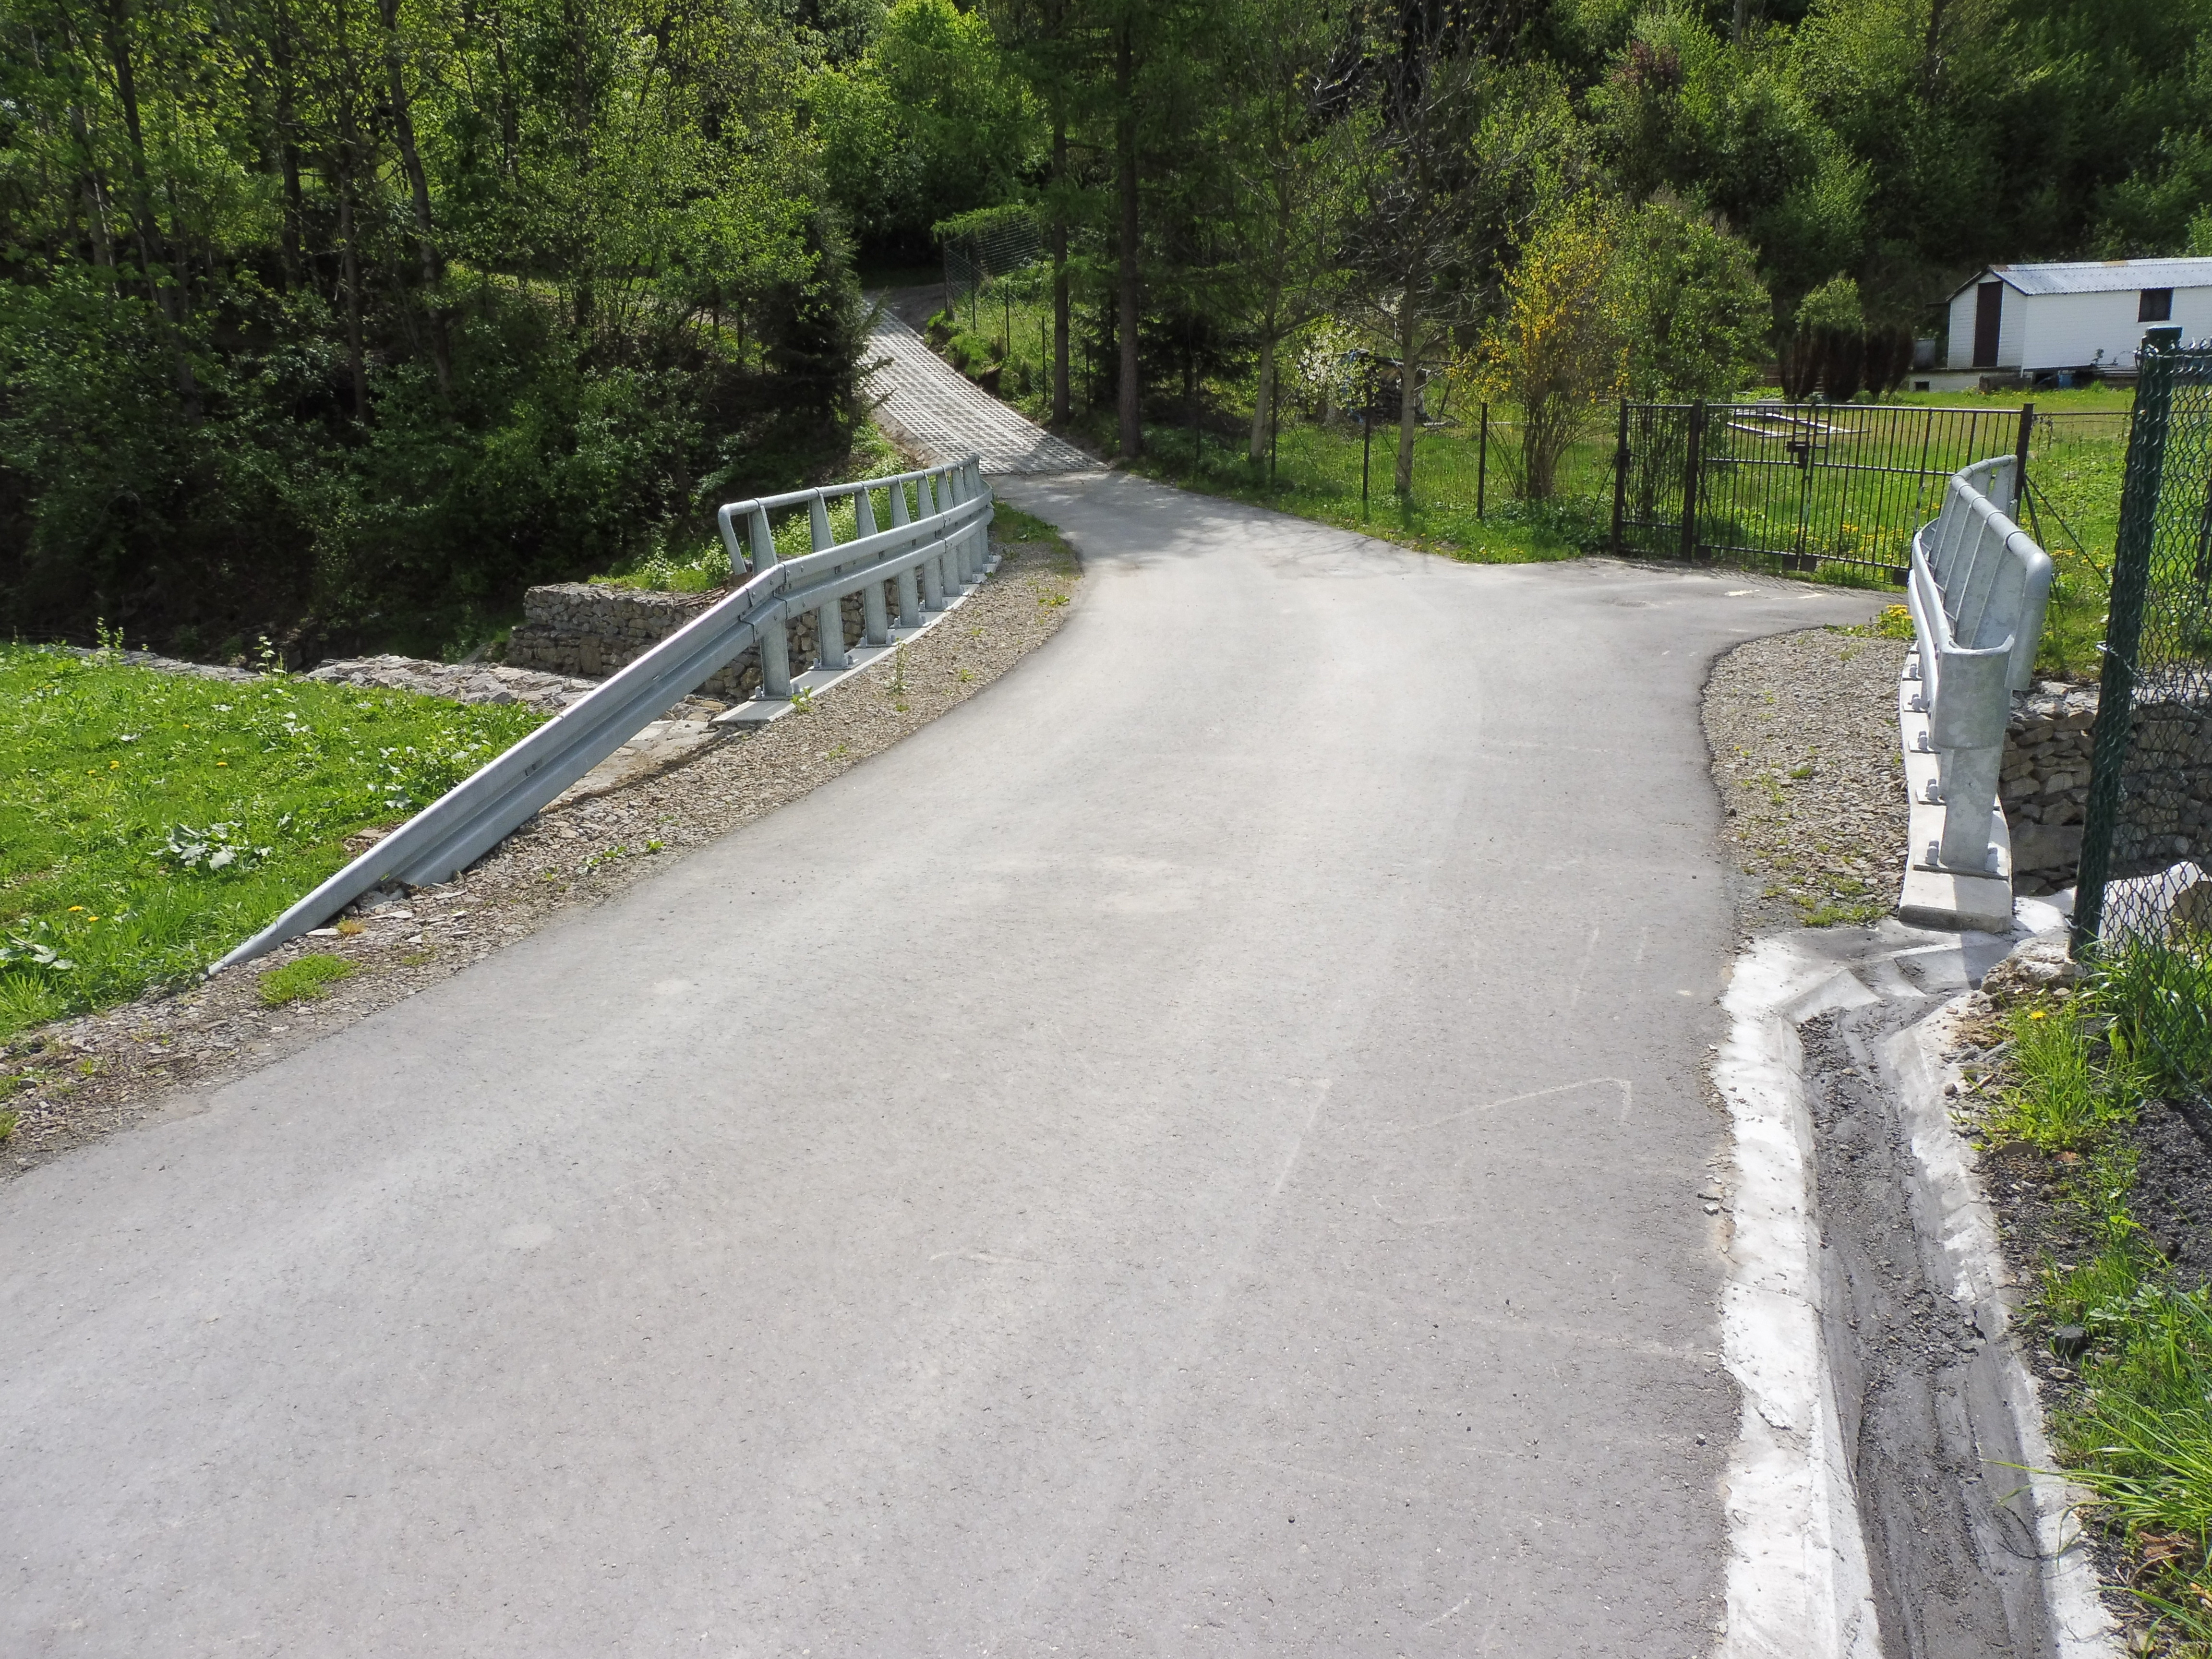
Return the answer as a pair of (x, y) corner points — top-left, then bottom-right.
(3, 0), (2209, 658)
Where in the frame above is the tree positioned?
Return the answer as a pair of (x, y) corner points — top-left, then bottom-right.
(1611, 198), (1769, 401)
(1208, 0), (1364, 461)
(1350, 31), (1577, 496)
(1479, 199), (1623, 502)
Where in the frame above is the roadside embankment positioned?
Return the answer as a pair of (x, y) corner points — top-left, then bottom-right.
(0, 527), (1081, 1177)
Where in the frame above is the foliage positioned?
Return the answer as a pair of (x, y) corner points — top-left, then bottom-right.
(0, 0), (870, 659)
(0, 647), (541, 1037)
(1612, 197), (1769, 401)
(808, 0), (1041, 263)
(1479, 201), (1625, 501)
(1980, 942), (2212, 1643)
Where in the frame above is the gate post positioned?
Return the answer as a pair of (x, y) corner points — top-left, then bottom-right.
(1610, 400), (1629, 554)
(2073, 356), (2173, 953)
(2010, 400), (2035, 516)
(1679, 402), (1706, 562)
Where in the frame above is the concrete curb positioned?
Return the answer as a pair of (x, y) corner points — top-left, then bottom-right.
(1716, 936), (1887, 1659)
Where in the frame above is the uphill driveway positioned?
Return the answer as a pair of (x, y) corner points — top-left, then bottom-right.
(0, 473), (1878, 1657)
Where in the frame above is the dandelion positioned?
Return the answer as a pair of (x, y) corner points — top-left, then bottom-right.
(67, 905), (84, 912)
(216, 761), (228, 767)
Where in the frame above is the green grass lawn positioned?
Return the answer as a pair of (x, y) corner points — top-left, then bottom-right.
(0, 647), (543, 1038)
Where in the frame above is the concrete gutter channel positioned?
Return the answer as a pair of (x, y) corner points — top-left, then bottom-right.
(1717, 905), (2123, 1659)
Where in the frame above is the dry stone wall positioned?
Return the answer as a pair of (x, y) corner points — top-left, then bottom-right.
(2004, 681), (2212, 893)
(505, 580), (876, 701)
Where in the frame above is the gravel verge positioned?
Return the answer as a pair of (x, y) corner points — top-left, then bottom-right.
(0, 530), (1082, 1179)
(1703, 624), (1911, 937)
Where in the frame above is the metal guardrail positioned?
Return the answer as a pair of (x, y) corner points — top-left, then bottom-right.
(215, 457), (994, 971)
(1903, 455), (2054, 872)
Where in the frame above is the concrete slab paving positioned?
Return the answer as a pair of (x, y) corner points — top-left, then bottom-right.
(0, 473), (1878, 1656)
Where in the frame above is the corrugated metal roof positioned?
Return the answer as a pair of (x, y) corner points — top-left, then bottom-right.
(1952, 257), (2212, 299)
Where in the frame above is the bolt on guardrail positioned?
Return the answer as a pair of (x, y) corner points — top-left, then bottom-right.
(215, 456), (995, 971)
(1904, 455), (2054, 874)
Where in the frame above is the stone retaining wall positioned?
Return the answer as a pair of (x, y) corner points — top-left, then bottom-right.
(2004, 681), (2212, 893)
(506, 580), (875, 701)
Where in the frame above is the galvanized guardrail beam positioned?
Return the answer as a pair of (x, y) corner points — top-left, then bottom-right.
(216, 457), (993, 972)
(1897, 454), (2053, 930)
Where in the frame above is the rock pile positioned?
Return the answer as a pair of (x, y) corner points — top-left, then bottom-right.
(505, 580), (876, 701)
(2004, 681), (2212, 893)
(302, 654), (599, 713)
(2003, 683), (2097, 891)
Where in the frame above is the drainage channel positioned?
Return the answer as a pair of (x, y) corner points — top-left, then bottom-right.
(1716, 920), (2116, 1659)
(1803, 999), (2051, 1658)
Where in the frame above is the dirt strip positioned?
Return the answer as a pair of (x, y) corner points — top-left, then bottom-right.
(1, 531), (1081, 1179)
(1704, 623), (1912, 938)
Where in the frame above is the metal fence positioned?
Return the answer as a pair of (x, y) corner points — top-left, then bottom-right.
(1614, 401), (2053, 583)
(2072, 344), (2212, 1107)
(216, 457), (996, 970)
(942, 210), (1042, 327)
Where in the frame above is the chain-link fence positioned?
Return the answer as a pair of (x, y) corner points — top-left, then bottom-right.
(941, 209), (1042, 330)
(2073, 341), (2212, 1112)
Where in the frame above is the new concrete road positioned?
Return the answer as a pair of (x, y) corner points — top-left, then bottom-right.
(0, 475), (1876, 1656)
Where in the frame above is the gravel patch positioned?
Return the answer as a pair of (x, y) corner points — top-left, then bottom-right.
(1703, 625), (1911, 936)
(0, 532), (1082, 1178)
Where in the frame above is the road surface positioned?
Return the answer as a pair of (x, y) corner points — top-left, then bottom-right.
(0, 473), (1876, 1655)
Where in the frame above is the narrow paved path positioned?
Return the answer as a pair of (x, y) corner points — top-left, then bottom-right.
(863, 305), (1097, 474)
(0, 474), (1876, 1656)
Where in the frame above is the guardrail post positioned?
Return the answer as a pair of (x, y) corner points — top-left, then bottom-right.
(750, 506), (792, 699)
(855, 486), (891, 646)
(810, 492), (849, 670)
(888, 478), (925, 625)
(1931, 644), (2012, 869)
(916, 474), (947, 610)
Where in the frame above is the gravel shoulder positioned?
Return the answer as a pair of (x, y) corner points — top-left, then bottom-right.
(1703, 623), (1911, 937)
(1, 530), (1082, 1179)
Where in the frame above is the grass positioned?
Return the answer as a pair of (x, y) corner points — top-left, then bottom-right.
(1983, 943), (2212, 1649)
(0, 645), (544, 1039)
(257, 952), (356, 1007)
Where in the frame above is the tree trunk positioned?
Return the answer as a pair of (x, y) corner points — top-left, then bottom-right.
(1051, 112), (1070, 423)
(1249, 333), (1274, 462)
(1395, 288), (1419, 496)
(102, 0), (198, 413)
(379, 0), (450, 396)
(1115, 22), (1141, 460)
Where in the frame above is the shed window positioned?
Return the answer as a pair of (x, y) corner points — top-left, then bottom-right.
(2140, 288), (2174, 322)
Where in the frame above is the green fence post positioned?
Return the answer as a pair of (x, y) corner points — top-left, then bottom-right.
(2073, 351), (2175, 955)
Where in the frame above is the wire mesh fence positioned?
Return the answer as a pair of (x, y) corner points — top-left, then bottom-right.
(2072, 343), (2212, 1111)
(941, 210), (1043, 325)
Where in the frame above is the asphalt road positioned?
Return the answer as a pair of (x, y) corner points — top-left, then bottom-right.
(0, 474), (1876, 1657)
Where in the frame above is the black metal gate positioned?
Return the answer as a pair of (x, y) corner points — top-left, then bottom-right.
(1612, 400), (2040, 584)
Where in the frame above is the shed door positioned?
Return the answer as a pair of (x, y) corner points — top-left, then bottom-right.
(1973, 281), (2003, 367)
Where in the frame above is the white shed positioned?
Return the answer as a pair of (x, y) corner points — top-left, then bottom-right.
(1932, 257), (2212, 388)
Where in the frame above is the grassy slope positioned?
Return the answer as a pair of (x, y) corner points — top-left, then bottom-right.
(0, 647), (542, 1038)
(1984, 946), (2212, 1649)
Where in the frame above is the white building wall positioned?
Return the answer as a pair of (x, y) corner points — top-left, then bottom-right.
(2018, 290), (2136, 370)
(1998, 289), (2028, 369)
(2172, 287), (2212, 349)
